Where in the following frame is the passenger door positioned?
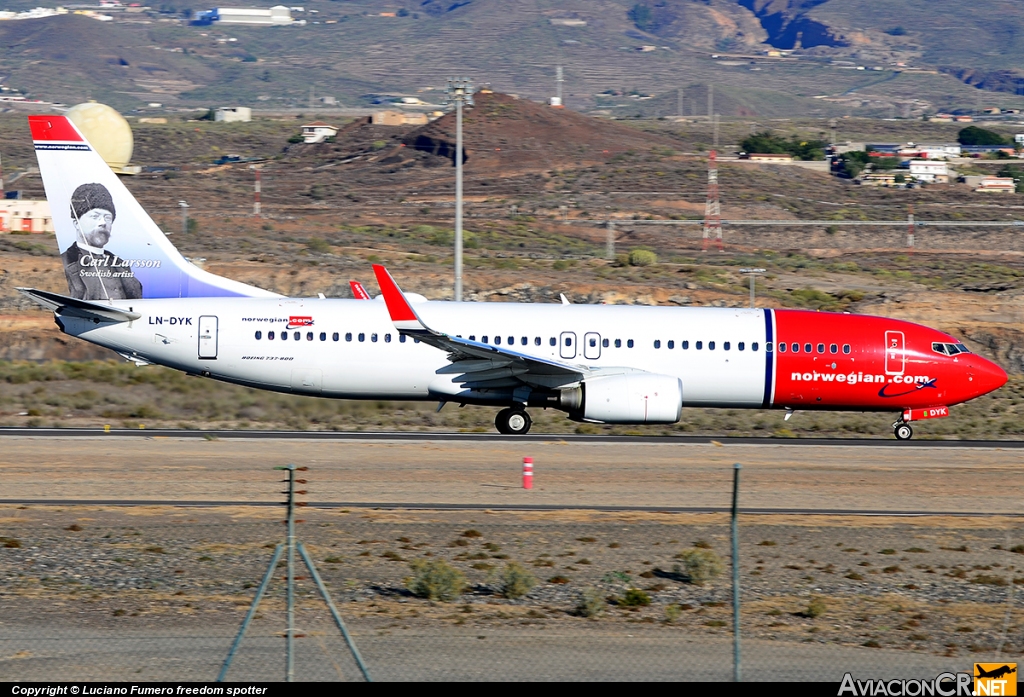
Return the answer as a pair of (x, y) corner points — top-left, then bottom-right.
(584, 332), (601, 360)
(559, 331), (577, 359)
(884, 330), (905, 375)
(198, 315), (218, 360)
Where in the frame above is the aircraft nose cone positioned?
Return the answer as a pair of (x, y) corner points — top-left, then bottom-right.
(971, 356), (1007, 396)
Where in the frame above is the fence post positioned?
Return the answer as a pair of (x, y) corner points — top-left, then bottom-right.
(731, 462), (742, 683)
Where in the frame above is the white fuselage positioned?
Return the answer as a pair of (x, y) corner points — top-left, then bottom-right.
(60, 297), (772, 407)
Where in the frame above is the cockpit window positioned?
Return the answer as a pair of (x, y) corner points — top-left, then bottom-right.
(932, 342), (971, 356)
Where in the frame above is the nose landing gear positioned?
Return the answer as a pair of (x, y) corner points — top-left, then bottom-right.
(495, 407), (532, 435)
(893, 421), (913, 441)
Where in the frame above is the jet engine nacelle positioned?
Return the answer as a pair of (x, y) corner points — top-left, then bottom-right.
(561, 373), (683, 424)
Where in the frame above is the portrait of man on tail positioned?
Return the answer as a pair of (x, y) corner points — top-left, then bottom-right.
(60, 182), (143, 300)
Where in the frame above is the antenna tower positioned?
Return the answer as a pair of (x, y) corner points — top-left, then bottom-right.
(702, 150), (723, 252)
(551, 66), (564, 107)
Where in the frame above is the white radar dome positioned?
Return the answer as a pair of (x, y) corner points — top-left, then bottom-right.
(66, 102), (134, 174)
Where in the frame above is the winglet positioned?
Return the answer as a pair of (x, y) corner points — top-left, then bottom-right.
(349, 280), (371, 300)
(371, 264), (429, 332)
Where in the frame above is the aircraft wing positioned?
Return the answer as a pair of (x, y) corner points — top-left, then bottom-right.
(371, 265), (585, 390)
(17, 287), (141, 323)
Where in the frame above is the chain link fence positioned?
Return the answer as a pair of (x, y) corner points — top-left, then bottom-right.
(1, 509), (1021, 681)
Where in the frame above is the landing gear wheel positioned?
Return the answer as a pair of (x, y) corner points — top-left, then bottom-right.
(894, 423), (913, 441)
(495, 408), (532, 435)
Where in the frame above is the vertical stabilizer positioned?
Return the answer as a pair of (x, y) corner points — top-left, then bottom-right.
(30, 115), (279, 300)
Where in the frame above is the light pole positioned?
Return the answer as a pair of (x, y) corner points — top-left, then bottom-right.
(444, 77), (473, 302)
(178, 200), (189, 235)
(739, 268), (765, 308)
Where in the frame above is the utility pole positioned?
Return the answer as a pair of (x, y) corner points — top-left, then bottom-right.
(445, 77), (473, 302)
(740, 268), (765, 308)
(714, 113), (720, 148)
(251, 166), (261, 216)
(702, 150), (722, 252)
(178, 200), (189, 235)
(708, 83), (714, 120)
(907, 204), (915, 249)
(554, 66), (564, 107)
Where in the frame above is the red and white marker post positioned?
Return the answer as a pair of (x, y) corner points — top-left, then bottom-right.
(522, 457), (533, 490)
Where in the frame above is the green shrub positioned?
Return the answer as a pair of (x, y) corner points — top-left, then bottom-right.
(500, 562), (537, 599)
(664, 603), (682, 623)
(674, 548), (723, 585)
(407, 559), (465, 601)
(628, 248), (657, 267)
(619, 588), (651, 607)
(306, 238), (331, 254)
(576, 587), (604, 618)
(803, 597), (827, 618)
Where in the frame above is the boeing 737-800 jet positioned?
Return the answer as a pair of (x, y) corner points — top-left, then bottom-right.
(18, 115), (1008, 438)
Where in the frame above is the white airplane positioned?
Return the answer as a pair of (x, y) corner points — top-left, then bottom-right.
(18, 115), (1007, 437)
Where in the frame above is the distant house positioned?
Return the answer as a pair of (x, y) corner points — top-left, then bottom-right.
(974, 177), (1015, 193)
(195, 6), (294, 25)
(961, 144), (1016, 157)
(0, 199), (53, 233)
(215, 107), (252, 123)
(909, 159), (949, 183)
(857, 172), (900, 187)
(371, 110), (430, 126)
(745, 153), (794, 163)
(301, 121), (338, 143)
(915, 143), (961, 159)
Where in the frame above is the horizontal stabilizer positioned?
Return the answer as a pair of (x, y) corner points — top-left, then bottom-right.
(17, 287), (141, 323)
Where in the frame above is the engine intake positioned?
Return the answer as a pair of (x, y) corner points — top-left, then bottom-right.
(559, 373), (682, 424)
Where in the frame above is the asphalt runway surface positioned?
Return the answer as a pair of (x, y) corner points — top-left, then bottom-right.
(2, 433), (1022, 514)
(4, 427), (1024, 448)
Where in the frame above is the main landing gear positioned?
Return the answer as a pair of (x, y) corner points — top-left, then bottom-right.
(495, 407), (532, 435)
(893, 421), (913, 441)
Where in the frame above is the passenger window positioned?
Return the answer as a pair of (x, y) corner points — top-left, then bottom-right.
(696, 341), (703, 350)
(495, 336), (501, 345)
(549, 337), (556, 346)
(778, 342), (786, 352)
(602, 338), (609, 348)
(589, 337), (597, 347)
(667, 340), (674, 349)
(255, 331), (262, 340)
(358, 333), (365, 342)
(627, 339), (634, 348)
(281, 332), (288, 341)
(508, 336), (514, 345)
(709, 341), (716, 350)
(332, 332), (339, 342)
(724, 341), (731, 351)
(294, 332), (300, 341)
(320, 332), (326, 341)
(564, 337), (572, 346)
(804, 343), (812, 353)
(385, 333), (392, 343)
(754, 342), (761, 352)
(654, 340), (661, 349)
(738, 342), (745, 351)
(307, 332), (314, 341)
(816, 343), (824, 354)
(400, 335), (407, 343)
(535, 337), (541, 346)
(371, 333), (378, 343)
(830, 343), (837, 354)
(345, 332), (352, 342)
(268, 331), (275, 340)
(521, 337), (528, 346)
(791, 343), (799, 353)
(682, 340), (689, 349)
(469, 335), (476, 341)
(614, 339), (622, 348)
(482, 336), (489, 343)
(843, 344), (851, 354)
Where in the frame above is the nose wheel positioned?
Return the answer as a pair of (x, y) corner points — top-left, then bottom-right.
(496, 407), (532, 435)
(894, 423), (913, 441)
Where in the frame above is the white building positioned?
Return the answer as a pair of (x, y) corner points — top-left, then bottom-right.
(974, 177), (1015, 193)
(301, 121), (338, 143)
(0, 199), (53, 234)
(909, 159), (949, 183)
(915, 143), (961, 159)
(215, 106), (252, 123)
(215, 6), (293, 25)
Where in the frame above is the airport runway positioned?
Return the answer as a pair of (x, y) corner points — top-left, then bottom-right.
(3, 426), (1024, 448)
(2, 433), (1022, 514)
